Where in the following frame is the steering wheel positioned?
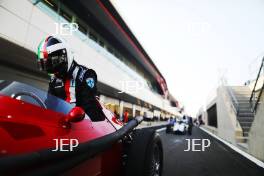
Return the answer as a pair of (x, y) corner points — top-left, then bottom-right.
(12, 91), (47, 109)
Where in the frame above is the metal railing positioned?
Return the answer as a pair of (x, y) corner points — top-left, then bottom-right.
(249, 57), (264, 113)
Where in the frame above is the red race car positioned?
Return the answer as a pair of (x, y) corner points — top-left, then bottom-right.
(0, 80), (163, 176)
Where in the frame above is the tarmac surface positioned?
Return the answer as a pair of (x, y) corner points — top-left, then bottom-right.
(157, 127), (264, 176)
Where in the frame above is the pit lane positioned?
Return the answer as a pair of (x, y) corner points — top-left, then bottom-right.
(157, 126), (264, 176)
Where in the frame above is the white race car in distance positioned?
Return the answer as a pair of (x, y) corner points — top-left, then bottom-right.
(173, 120), (189, 134)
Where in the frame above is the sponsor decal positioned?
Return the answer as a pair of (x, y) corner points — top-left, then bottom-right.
(86, 78), (95, 88)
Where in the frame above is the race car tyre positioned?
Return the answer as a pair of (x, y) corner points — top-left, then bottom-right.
(124, 129), (163, 176)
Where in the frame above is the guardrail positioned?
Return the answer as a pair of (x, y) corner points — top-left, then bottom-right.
(249, 57), (264, 113)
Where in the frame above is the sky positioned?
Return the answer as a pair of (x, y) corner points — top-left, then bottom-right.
(111, 0), (264, 116)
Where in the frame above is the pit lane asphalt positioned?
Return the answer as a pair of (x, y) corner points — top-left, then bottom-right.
(157, 126), (264, 176)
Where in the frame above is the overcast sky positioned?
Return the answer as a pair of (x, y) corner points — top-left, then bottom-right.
(111, 0), (264, 116)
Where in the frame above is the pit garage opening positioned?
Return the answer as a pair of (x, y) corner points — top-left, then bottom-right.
(207, 104), (217, 128)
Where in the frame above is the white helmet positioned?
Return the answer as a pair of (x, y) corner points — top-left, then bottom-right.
(36, 35), (74, 76)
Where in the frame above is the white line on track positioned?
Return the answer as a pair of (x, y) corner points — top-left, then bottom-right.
(156, 127), (166, 132)
(200, 127), (264, 168)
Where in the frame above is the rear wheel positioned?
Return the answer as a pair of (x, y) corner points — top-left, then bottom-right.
(125, 129), (163, 176)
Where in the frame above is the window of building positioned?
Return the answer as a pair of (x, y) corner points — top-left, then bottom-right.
(89, 31), (98, 42)
(77, 22), (87, 34)
(43, 0), (58, 12)
(99, 40), (105, 47)
(106, 46), (114, 54)
(60, 9), (72, 22)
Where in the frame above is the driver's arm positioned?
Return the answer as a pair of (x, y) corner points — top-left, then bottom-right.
(78, 69), (105, 121)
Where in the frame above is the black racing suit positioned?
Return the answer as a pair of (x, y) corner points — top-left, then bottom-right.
(48, 60), (105, 121)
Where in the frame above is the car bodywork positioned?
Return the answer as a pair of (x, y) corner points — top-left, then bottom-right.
(0, 81), (144, 176)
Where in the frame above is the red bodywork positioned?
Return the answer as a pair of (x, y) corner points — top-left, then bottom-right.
(0, 94), (124, 176)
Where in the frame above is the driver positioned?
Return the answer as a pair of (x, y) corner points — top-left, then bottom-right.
(36, 35), (104, 121)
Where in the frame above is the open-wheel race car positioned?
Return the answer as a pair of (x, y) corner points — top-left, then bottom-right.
(172, 120), (189, 135)
(166, 119), (189, 135)
(0, 80), (163, 176)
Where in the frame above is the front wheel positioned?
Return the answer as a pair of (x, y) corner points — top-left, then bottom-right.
(125, 129), (163, 176)
(146, 142), (162, 176)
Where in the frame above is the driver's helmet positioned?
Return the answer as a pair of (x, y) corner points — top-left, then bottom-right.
(36, 36), (73, 76)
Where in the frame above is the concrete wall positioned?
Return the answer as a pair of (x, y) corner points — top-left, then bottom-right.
(248, 93), (264, 161)
(215, 87), (242, 144)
